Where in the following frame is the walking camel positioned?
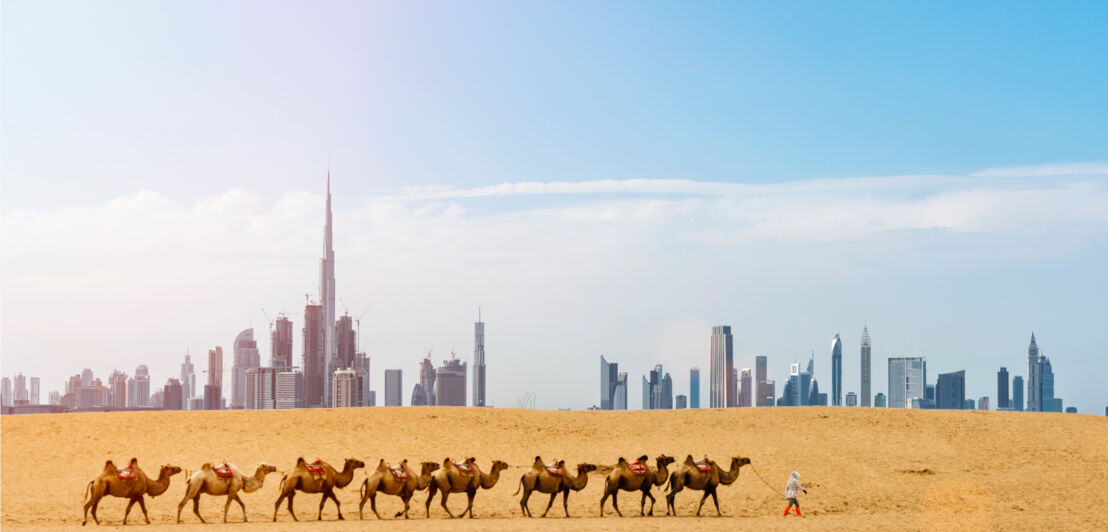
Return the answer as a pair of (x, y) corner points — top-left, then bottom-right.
(272, 457), (364, 521)
(82, 458), (182, 526)
(425, 457), (509, 518)
(358, 459), (439, 519)
(665, 455), (751, 516)
(514, 456), (597, 517)
(176, 462), (277, 523)
(598, 454), (675, 517)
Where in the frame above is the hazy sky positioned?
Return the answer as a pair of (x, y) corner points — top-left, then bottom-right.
(3, 1), (1106, 412)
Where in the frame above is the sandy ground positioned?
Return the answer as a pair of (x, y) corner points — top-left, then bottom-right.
(2, 406), (1106, 531)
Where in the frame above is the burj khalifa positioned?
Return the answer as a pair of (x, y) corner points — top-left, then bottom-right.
(320, 171), (337, 406)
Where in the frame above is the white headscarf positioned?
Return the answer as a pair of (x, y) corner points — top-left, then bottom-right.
(785, 471), (803, 498)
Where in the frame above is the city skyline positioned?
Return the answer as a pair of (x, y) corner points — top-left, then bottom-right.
(3, 2), (1107, 413)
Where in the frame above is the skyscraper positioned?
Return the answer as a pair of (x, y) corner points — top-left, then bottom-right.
(231, 328), (260, 409)
(875, 392), (886, 407)
(134, 365), (150, 407)
(831, 334), (843, 407)
(738, 368), (752, 407)
(1, 377), (10, 406)
(710, 326), (733, 408)
(109, 371), (128, 409)
(303, 303), (325, 408)
(642, 365), (667, 410)
(384, 369), (403, 407)
(860, 326), (872, 407)
(336, 315), (356, 370)
(887, 356), (926, 408)
(163, 379), (183, 411)
(689, 367), (700, 409)
(600, 356), (619, 410)
(272, 315), (294, 367)
(206, 346), (223, 409)
(419, 356), (437, 406)
(936, 370), (966, 410)
(1012, 375), (1024, 411)
(30, 377), (40, 405)
(614, 372), (628, 410)
(275, 370), (303, 409)
(435, 356), (467, 406)
(13, 373), (27, 403)
(472, 310), (486, 407)
(332, 369), (357, 408)
(180, 352), (195, 406)
(319, 171), (337, 408)
(755, 356), (771, 406)
(997, 367), (1010, 410)
(845, 391), (858, 406)
(1026, 333), (1056, 412)
(676, 395), (687, 409)
(661, 372), (673, 409)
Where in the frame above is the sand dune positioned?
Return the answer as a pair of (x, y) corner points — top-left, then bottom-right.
(2, 406), (1106, 531)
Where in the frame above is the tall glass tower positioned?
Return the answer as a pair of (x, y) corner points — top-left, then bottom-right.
(472, 309), (486, 407)
(860, 326), (872, 407)
(831, 334), (843, 406)
(710, 326), (733, 408)
(319, 171), (337, 407)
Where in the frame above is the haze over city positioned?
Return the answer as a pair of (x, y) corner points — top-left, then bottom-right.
(3, 1), (1107, 413)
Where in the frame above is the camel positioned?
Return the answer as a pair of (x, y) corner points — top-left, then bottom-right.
(81, 458), (182, 526)
(598, 454), (675, 517)
(425, 457), (509, 518)
(176, 462), (277, 523)
(272, 457), (365, 522)
(358, 459), (439, 519)
(514, 456), (596, 517)
(665, 455), (750, 516)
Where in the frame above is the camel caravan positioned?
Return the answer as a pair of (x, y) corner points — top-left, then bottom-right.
(80, 453), (752, 525)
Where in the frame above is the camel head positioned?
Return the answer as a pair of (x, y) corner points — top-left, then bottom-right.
(420, 462), (440, 475)
(490, 460), (509, 474)
(258, 463), (278, 475)
(576, 463), (597, 475)
(736, 456), (751, 467)
(161, 464), (183, 477)
(656, 455), (675, 468)
(344, 458), (366, 471)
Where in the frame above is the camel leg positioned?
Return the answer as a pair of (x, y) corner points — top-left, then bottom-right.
(273, 491), (285, 522)
(90, 497), (102, 526)
(224, 494), (234, 523)
(520, 486), (530, 517)
(83, 493), (100, 526)
(599, 488), (609, 517)
(696, 489), (710, 516)
(439, 490), (456, 518)
(317, 492), (327, 520)
(399, 493), (411, 519)
(464, 489), (476, 518)
(563, 489), (571, 517)
(137, 496), (150, 525)
(192, 494), (206, 523)
(123, 498), (136, 525)
(612, 490), (622, 517)
(424, 483), (436, 517)
(667, 484), (682, 516)
(371, 494), (381, 519)
(710, 488), (721, 516)
(330, 490), (344, 520)
(645, 488), (657, 516)
(639, 489), (648, 516)
(176, 491), (190, 523)
(235, 493), (248, 522)
(541, 491), (557, 517)
(287, 492), (298, 521)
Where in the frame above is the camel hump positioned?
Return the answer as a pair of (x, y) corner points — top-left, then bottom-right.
(201, 462), (213, 470)
(129, 457), (139, 467)
(296, 457), (306, 466)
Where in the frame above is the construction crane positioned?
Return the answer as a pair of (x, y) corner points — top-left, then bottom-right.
(260, 307), (275, 340)
(354, 304), (372, 354)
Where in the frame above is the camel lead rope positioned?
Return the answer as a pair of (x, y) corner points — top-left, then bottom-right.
(748, 462), (786, 499)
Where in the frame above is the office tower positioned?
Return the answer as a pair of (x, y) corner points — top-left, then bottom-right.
(271, 315), (294, 367)
(13, 373), (27, 403)
(318, 171), (338, 408)
(780, 362), (813, 407)
(997, 367), (1010, 409)
(1012, 376), (1025, 411)
(831, 334), (843, 406)
(80, 379), (110, 408)
(384, 369), (403, 406)
(755, 356), (771, 406)
(763, 380), (776, 407)
(335, 315), (355, 370)
(126, 377), (136, 407)
(303, 303), (325, 408)
(435, 357), (467, 406)
(150, 390), (164, 409)
(208, 346), (223, 391)
(661, 372), (673, 409)
(887, 356), (926, 408)
(925, 384), (935, 404)
(30, 377), (40, 405)
(419, 357), (437, 406)
(676, 395), (687, 409)
(1041, 359), (1055, 412)
(48, 390), (60, 405)
(246, 367), (279, 409)
(690, 367), (700, 408)
(109, 371), (128, 409)
(809, 378), (826, 406)
(332, 369), (357, 408)
(936, 370), (966, 410)
(203, 384), (220, 410)
(642, 365), (666, 409)
(875, 392), (887, 407)
(411, 383), (428, 406)
(738, 368), (752, 407)
(1, 377), (10, 406)
(134, 365), (150, 407)
(979, 397), (990, 411)
(614, 372), (628, 410)
(81, 369), (93, 387)
(231, 328), (261, 409)
(472, 310), (486, 407)
(1026, 333), (1056, 412)
(163, 379), (183, 410)
(860, 326), (872, 407)
(1052, 397), (1062, 413)
(353, 353), (371, 407)
(180, 352), (196, 404)
(600, 356), (619, 410)
(710, 326), (734, 408)
(846, 391), (858, 406)
(964, 398), (976, 410)
(275, 370), (303, 409)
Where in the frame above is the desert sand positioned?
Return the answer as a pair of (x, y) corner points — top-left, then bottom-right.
(2, 406), (1106, 531)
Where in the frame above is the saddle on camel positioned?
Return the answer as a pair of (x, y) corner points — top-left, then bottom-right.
(628, 460), (648, 476)
(693, 457), (713, 472)
(389, 465), (408, 482)
(213, 463), (235, 479)
(306, 459), (326, 476)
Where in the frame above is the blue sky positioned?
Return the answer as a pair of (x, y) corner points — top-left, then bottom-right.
(2, 1), (1106, 412)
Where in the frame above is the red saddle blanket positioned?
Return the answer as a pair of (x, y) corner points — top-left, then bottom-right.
(306, 461), (326, 475)
(628, 462), (647, 476)
(214, 464), (234, 479)
(545, 466), (563, 477)
(454, 462), (473, 474)
(694, 461), (712, 472)
(390, 466), (408, 482)
(116, 468), (136, 480)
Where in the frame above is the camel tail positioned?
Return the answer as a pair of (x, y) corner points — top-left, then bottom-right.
(82, 480), (93, 503)
(512, 475), (523, 496)
(360, 478), (368, 500)
(665, 471), (676, 494)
